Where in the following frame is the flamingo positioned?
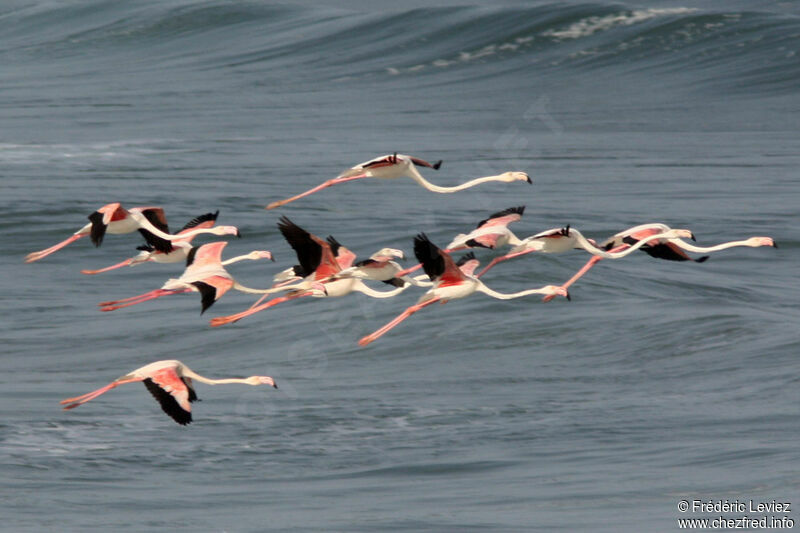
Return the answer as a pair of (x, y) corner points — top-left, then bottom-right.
(265, 153), (531, 209)
(541, 225), (778, 302)
(333, 247), (431, 287)
(270, 236), (347, 287)
(80, 211), (222, 275)
(358, 234), (570, 346)
(60, 359), (277, 425)
(98, 242), (274, 313)
(596, 223), (776, 261)
(397, 205), (527, 277)
(25, 203), (241, 263)
(446, 206), (527, 251)
(473, 224), (696, 278)
(209, 217), (410, 327)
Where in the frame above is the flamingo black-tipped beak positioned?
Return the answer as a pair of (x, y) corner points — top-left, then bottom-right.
(690, 233), (696, 241)
(525, 174), (532, 184)
(236, 230), (242, 238)
(273, 382), (278, 389)
(773, 241), (779, 248)
(432, 160), (443, 170)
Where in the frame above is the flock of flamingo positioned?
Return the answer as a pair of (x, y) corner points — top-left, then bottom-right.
(27, 153), (777, 425)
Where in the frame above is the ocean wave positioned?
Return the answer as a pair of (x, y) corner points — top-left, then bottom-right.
(1, 1), (798, 94)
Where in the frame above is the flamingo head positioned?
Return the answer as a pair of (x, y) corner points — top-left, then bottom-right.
(212, 225), (241, 238)
(497, 171), (532, 184)
(245, 375), (278, 388)
(247, 250), (274, 262)
(672, 229), (695, 241)
(371, 248), (405, 260)
(543, 285), (570, 301)
(308, 282), (328, 297)
(748, 236), (777, 248)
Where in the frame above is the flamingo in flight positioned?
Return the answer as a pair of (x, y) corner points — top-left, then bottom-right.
(334, 247), (431, 287)
(209, 217), (410, 327)
(269, 234), (360, 290)
(25, 203), (240, 263)
(358, 234), (570, 347)
(541, 224), (778, 302)
(80, 211), (222, 275)
(473, 223), (697, 278)
(60, 359), (277, 425)
(265, 153), (531, 210)
(397, 205), (527, 278)
(446, 206), (527, 251)
(99, 241), (274, 313)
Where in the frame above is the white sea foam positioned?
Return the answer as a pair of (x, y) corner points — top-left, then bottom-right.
(542, 7), (697, 40)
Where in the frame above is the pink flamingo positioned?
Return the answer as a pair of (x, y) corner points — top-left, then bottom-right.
(209, 218), (409, 327)
(396, 205), (527, 278)
(25, 203), (240, 263)
(541, 224), (778, 302)
(98, 242), (273, 313)
(265, 153), (530, 209)
(80, 211), (221, 274)
(333, 247), (431, 287)
(473, 224), (696, 278)
(358, 234), (569, 346)
(270, 235), (355, 287)
(446, 206), (527, 251)
(60, 359), (277, 425)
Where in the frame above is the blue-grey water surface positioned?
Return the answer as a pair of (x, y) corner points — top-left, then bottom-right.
(1, 1), (799, 531)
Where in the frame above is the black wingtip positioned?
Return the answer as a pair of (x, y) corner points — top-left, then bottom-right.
(455, 252), (476, 267)
(192, 281), (217, 314)
(185, 246), (198, 267)
(432, 160), (442, 170)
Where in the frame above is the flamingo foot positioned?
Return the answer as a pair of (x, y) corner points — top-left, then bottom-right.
(25, 234), (86, 263)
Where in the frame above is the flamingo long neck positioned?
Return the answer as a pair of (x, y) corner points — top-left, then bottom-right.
(132, 212), (218, 241)
(665, 238), (762, 254)
(352, 280), (408, 298)
(402, 274), (434, 287)
(475, 280), (553, 300)
(568, 229), (614, 256)
(406, 165), (508, 194)
(502, 230), (524, 248)
(579, 231), (683, 259)
(221, 254), (266, 266)
(181, 368), (251, 386)
(232, 282), (286, 295)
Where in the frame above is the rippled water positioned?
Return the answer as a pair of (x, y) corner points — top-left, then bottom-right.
(1, 1), (799, 531)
